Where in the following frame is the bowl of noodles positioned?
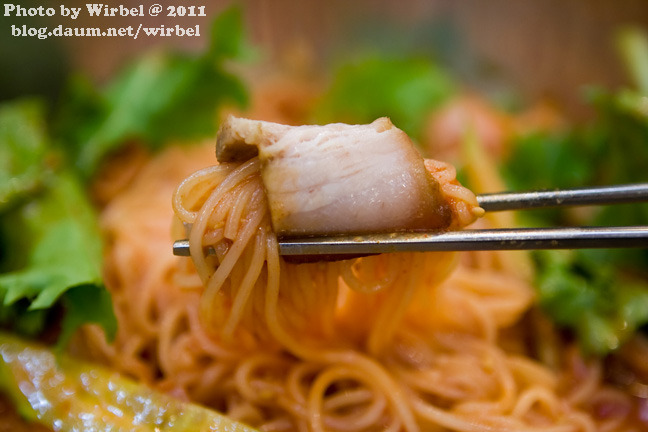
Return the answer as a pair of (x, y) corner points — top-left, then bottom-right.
(1, 2), (648, 431)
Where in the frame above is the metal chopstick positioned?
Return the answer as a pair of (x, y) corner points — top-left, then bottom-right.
(173, 227), (648, 256)
(477, 182), (648, 212)
(276, 227), (648, 255)
(173, 183), (648, 256)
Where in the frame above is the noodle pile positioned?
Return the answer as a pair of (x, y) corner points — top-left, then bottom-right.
(79, 143), (640, 432)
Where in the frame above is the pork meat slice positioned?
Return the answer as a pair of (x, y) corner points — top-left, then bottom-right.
(216, 115), (481, 236)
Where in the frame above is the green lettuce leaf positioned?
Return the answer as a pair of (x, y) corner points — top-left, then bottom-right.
(502, 27), (648, 355)
(55, 5), (250, 178)
(0, 100), (49, 214)
(0, 100), (116, 347)
(0, 7), (253, 348)
(534, 250), (648, 355)
(315, 56), (455, 139)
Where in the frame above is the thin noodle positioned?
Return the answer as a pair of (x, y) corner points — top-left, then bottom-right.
(78, 144), (640, 432)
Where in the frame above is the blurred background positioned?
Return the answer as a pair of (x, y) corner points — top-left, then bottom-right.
(2, 0), (648, 118)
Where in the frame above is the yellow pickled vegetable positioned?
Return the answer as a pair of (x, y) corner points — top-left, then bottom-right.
(0, 333), (258, 431)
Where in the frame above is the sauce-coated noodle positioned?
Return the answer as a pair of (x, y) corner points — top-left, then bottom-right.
(78, 144), (639, 431)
